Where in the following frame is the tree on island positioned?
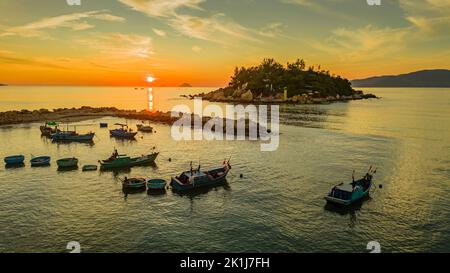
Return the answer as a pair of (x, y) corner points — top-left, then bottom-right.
(227, 58), (354, 98)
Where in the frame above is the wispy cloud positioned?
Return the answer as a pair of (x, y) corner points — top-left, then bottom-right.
(119, 0), (260, 45)
(309, 25), (409, 63)
(118, 0), (204, 17)
(0, 50), (68, 69)
(192, 45), (202, 52)
(399, 0), (450, 37)
(169, 13), (261, 44)
(258, 22), (285, 38)
(0, 10), (125, 38)
(77, 33), (154, 58)
(152, 28), (167, 37)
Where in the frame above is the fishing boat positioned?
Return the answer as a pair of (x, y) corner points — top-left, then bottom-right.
(122, 177), (146, 189)
(147, 179), (167, 190)
(30, 156), (51, 167)
(110, 124), (137, 139)
(40, 122), (60, 137)
(99, 149), (159, 170)
(137, 123), (153, 132)
(51, 131), (95, 142)
(4, 155), (25, 165)
(170, 160), (231, 192)
(82, 165), (98, 171)
(324, 168), (376, 206)
(56, 157), (79, 168)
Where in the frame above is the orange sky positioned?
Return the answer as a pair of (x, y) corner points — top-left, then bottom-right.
(1, 0), (449, 86)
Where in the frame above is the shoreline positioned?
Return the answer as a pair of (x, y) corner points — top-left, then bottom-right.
(0, 106), (266, 137)
(185, 88), (379, 104)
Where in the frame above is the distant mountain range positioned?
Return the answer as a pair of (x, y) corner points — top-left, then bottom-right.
(179, 83), (192, 87)
(351, 69), (450, 87)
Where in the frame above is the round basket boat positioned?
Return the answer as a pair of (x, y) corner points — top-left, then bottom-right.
(147, 179), (167, 190)
(82, 165), (98, 171)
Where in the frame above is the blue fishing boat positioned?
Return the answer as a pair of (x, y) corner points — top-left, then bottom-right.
(122, 177), (146, 190)
(30, 156), (51, 167)
(56, 157), (79, 168)
(110, 124), (137, 139)
(170, 160), (231, 192)
(4, 155), (25, 165)
(99, 149), (159, 170)
(147, 179), (167, 190)
(52, 131), (95, 142)
(325, 168), (376, 206)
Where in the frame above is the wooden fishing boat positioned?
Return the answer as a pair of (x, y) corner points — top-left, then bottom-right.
(30, 156), (51, 167)
(56, 157), (79, 168)
(137, 124), (153, 132)
(325, 169), (375, 206)
(147, 179), (167, 190)
(122, 177), (146, 189)
(40, 122), (60, 137)
(170, 160), (231, 192)
(4, 155), (25, 165)
(52, 131), (95, 142)
(82, 165), (98, 171)
(110, 124), (137, 139)
(100, 151), (159, 170)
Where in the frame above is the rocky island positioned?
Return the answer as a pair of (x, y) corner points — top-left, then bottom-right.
(191, 58), (377, 104)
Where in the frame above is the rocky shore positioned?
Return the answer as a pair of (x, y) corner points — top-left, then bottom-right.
(0, 106), (266, 137)
(187, 87), (378, 104)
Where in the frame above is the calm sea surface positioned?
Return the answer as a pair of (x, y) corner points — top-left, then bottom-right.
(0, 86), (449, 253)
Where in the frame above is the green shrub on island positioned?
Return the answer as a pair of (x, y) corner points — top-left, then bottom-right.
(226, 58), (355, 99)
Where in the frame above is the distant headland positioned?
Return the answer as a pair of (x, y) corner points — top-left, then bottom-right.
(190, 58), (377, 104)
(179, 83), (193, 87)
(351, 69), (450, 87)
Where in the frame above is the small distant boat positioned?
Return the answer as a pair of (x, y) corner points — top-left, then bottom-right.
(99, 149), (159, 170)
(137, 124), (153, 133)
(110, 124), (137, 139)
(82, 165), (98, 172)
(4, 155), (25, 165)
(324, 168), (376, 206)
(56, 157), (79, 168)
(147, 179), (167, 190)
(30, 156), (51, 167)
(122, 177), (146, 189)
(52, 131), (95, 142)
(40, 122), (60, 137)
(170, 160), (231, 192)
(100, 123), (108, 128)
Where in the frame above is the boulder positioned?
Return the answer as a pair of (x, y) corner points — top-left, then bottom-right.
(240, 90), (253, 102)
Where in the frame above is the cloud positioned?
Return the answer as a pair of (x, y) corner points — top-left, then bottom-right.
(169, 13), (261, 44)
(77, 33), (154, 58)
(0, 10), (125, 38)
(119, 0), (259, 45)
(279, 0), (312, 7)
(0, 50), (68, 69)
(118, 0), (204, 17)
(152, 28), (167, 37)
(192, 45), (202, 52)
(309, 25), (409, 63)
(258, 22), (284, 38)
